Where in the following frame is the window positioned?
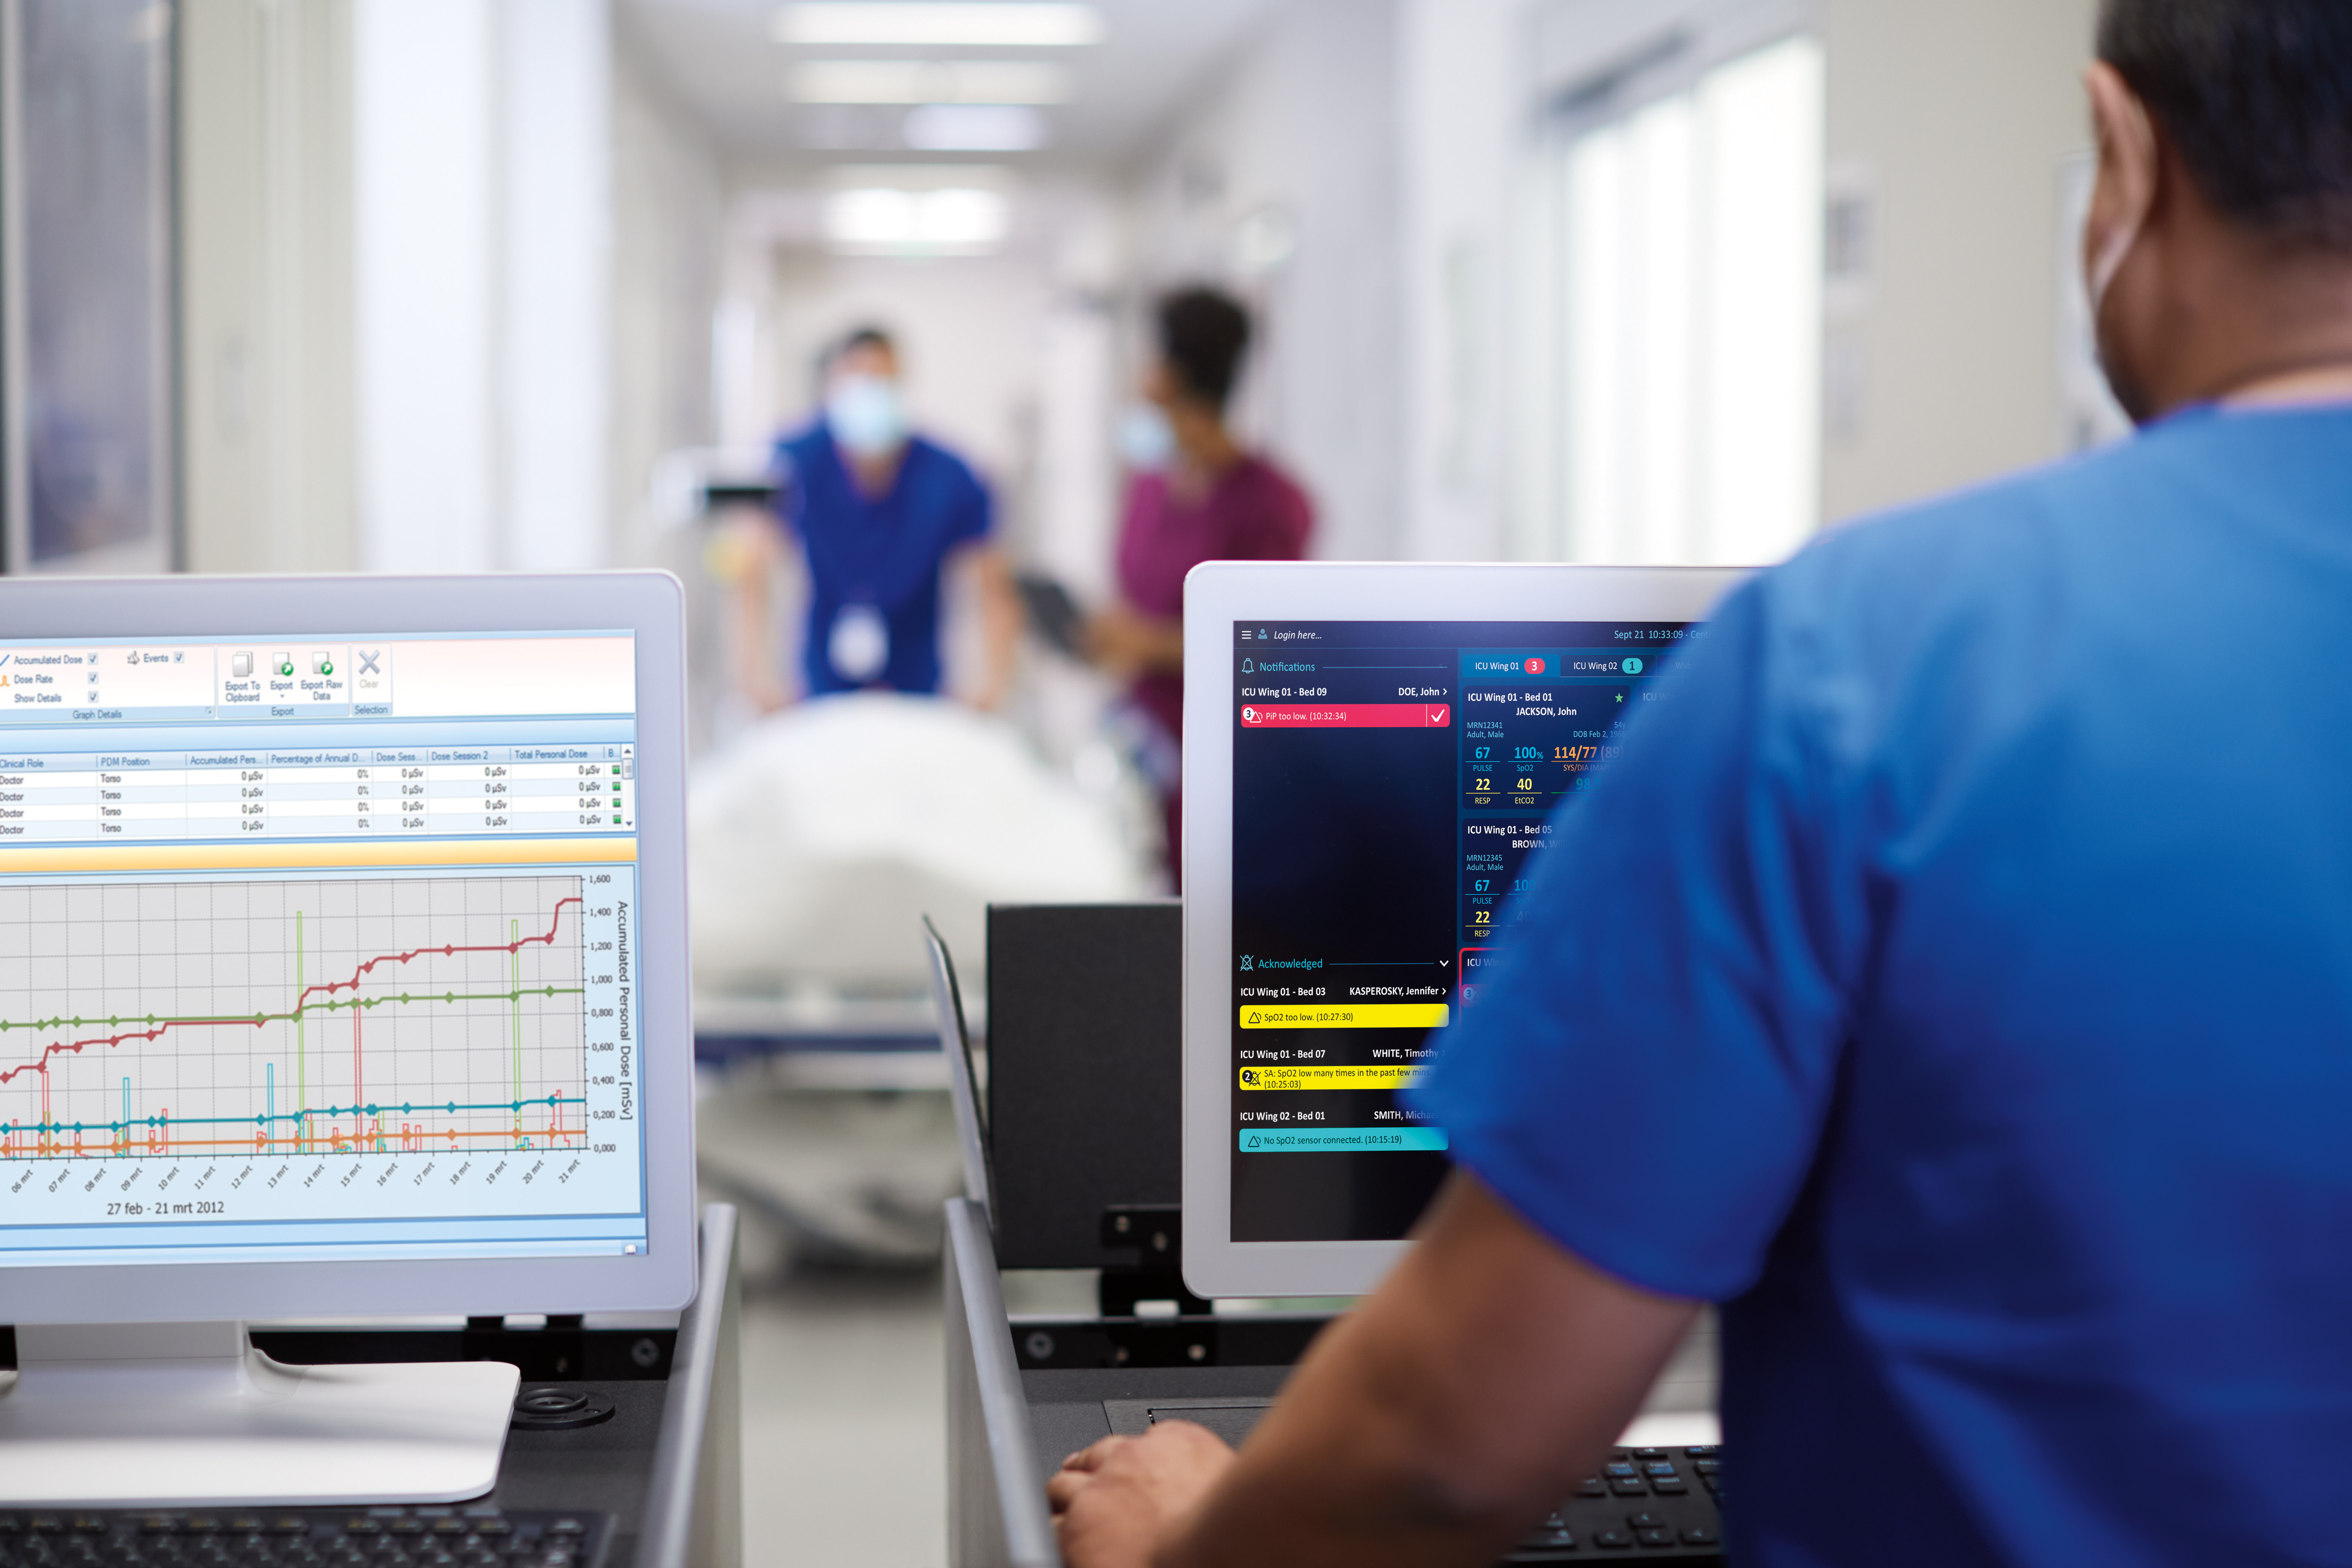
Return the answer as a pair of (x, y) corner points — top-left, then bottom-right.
(1520, 32), (1824, 567)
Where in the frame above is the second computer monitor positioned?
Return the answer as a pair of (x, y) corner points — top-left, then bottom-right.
(1179, 562), (1747, 1299)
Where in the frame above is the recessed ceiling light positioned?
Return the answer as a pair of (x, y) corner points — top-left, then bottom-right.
(903, 103), (1048, 152)
(824, 187), (1010, 254)
(774, 4), (1103, 47)
(789, 59), (1070, 104)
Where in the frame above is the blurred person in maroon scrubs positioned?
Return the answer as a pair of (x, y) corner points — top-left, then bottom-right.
(1084, 288), (1313, 883)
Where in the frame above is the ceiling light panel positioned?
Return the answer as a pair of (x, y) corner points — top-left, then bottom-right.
(823, 186), (1010, 254)
(902, 103), (1047, 151)
(775, 4), (1104, 47)
(789, 59), (1071, 104)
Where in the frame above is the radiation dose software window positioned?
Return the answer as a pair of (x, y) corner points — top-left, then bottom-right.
(1229, 620), (1690, 1243)
(0, 633), (648, 1266)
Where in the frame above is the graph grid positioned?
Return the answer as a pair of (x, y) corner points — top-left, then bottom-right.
(0, 875), (587, 1160)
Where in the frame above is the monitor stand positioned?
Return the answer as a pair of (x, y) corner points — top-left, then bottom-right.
(0, 1322), (521, 1507)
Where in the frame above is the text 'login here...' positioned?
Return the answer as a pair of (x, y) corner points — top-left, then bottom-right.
(1228, 621), (1686, 1243)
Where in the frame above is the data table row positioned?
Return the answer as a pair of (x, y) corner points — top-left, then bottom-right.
(0, 762), (632, 841)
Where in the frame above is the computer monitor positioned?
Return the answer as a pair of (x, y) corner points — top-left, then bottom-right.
(1179, 563), (1747, 1299)
(0, 573), (697, 1506)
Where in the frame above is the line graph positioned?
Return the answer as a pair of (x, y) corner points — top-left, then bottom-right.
(0, 876), (588, 1161)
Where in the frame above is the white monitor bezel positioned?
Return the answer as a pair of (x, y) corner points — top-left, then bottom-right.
(1181, 561), (1750, 1299)
(0, 572), (698, 1322)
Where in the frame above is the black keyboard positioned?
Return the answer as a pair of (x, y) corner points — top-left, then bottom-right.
(1108, 1400), (1725, 1560)
(0, 1510), (610, 1568)
(1503, 1445), (1723, 1560)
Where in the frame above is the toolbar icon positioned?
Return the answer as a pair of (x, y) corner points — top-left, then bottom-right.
(273, 652), (294, 678)
(231, 652), (252, 678)
(357, 649), (381, 676)
(311, 651), (334, 677)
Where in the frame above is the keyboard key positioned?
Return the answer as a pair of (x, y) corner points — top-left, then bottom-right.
(1603, 1463), (1638, 1479)
(1650, 1481), (1687, 1495)
(1525, 1529), (1574, 1550)
(1609, 1479), (1648, 1496)
(1576, 1481), (1607, 1499)
(1642, 1463), (1676, 1477)
(1692, 1459), (1720, 1475)
(1683, 1445), (1719, 1457)
(1681, 1527), (1720, 1546)
(1631, 1448), (1668, 1461)
(1593, 1530), (1633, 1550)
(1627, 1512), (1668, 1530)
(1635, 1529), (1674, 1547)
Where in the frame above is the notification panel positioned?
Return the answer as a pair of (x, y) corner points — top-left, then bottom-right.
(1229, 620), (1690, 1243)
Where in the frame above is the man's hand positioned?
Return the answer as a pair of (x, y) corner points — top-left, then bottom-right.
(1049, 1423), (1236, 1568)
(1044, 1175), (1700, 1568)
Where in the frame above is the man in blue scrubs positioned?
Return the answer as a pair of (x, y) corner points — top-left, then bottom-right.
(743, 328), (1017, 707)
(1048, 3), (2352, 1564)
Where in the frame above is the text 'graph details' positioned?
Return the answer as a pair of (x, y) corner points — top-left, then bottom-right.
(0, 871), (641, 1237)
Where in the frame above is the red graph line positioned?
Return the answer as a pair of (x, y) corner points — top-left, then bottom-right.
(0, 894), (585, 1091)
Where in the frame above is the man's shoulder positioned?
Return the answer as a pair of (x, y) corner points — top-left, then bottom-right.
(1763, 428), (2186, 640)
(778, 423), (831, 466)
(905, 434), (986, 493)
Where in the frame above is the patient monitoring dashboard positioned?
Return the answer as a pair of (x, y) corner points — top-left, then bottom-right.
(0, 632), (648, 1267)
(1229, 618), (1689, 1243)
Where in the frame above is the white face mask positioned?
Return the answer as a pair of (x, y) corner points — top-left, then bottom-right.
(1117, 404), (1175, 471)
(826, 375), (908, 459)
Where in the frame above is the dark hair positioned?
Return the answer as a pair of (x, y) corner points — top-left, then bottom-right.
(2098, 0), (2352, 247)
(821, 325), (897, 377)
(1156, 288), (1252, 409)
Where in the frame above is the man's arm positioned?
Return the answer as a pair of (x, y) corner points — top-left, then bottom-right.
(955, 543), (1022, 710)
(1049, 1173), (1701, 1568)
(710, 509), (791, 713)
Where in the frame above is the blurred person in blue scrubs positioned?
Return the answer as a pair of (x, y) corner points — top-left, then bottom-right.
(733, 327), (1018, 710)
(1045, 3), (2352, 1566)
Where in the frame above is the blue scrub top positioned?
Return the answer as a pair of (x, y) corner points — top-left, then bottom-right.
(1410, 406), (2352, 1566)
(774, 424), (991, 697)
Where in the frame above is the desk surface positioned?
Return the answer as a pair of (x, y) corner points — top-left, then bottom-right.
(38, 1204), (746, 1568)
(1023, 1364), (1292, 1476)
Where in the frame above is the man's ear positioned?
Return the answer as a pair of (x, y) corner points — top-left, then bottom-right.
(2084, 62), (2159, 281)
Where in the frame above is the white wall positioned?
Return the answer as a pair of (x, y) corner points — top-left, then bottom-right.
(1397, 0), (1523, 563)
(1818, 0), (2102, 521)
(502, 0), (613, 572)
(351, 0), (614, 574)
(609, 24), (725, 566)
(180, 0), (358, 575)
(351, 0), (496, 572)
(1124, 0), (1406, 562)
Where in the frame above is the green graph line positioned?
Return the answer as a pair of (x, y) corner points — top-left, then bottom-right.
(0, 985), (585, 1038)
